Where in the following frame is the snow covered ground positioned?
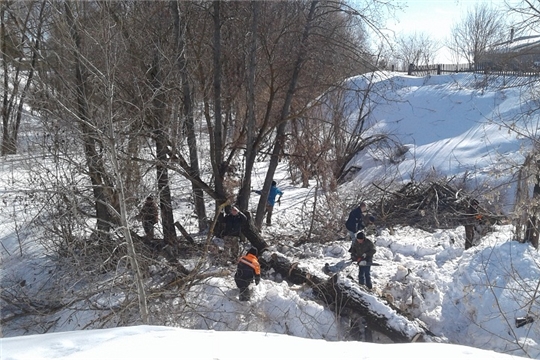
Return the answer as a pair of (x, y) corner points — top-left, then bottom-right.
(1, 72), (540, 359)
(1, 325), (522, 360)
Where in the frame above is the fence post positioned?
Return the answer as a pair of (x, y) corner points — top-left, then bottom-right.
(408, 63), (414, 75)
(437, 64), (441, 75)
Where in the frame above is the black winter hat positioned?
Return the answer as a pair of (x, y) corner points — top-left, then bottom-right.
(356, 231), (365, 239)
(247, 247), (258, 256)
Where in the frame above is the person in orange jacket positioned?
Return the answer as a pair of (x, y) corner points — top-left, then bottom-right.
(234, 247), (261, 301)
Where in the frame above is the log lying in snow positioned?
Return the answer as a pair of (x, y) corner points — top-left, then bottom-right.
(316, 275), (432, 343)
(241, 219), (269, 254)
(267, 252), (436, 343)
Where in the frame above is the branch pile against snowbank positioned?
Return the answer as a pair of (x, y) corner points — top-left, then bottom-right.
(373, 180), (504, 231)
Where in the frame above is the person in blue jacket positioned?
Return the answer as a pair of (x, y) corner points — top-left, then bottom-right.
(345, 202), (375, 247)
(253, 180), (283, 226)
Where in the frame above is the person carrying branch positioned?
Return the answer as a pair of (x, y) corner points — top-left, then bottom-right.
(349, 231), (376, 290)
(234, 247), (261, 301)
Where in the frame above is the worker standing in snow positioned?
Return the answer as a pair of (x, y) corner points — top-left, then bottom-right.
(345, 202), (375, 248)
(137, 196), (159, 241)
(253, 180), (283, 226)
(349, 231), (376, 290)
(234, 247), (261, 301)
(220, 206), (248, 261)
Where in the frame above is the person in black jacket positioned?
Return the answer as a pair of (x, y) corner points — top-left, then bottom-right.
(234, 247), (261, 301)
(346, 202), (375, 247)
(464, 199), (487, 250)
(220, 206), (248, 260)
(349, 231), (376, 289)
(137, 196), (159, 241)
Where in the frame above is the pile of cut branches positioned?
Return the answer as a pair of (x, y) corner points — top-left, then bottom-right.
(372, 181), (503, 232)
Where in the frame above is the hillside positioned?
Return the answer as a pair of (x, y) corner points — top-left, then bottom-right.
(344, 72), (539, 213)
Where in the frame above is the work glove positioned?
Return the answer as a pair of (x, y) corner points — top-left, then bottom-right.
(361, 253), (366, 258)
(255, 277), (260, 285)
(358, 260), (367, 266)
(277, 198), (281, 206)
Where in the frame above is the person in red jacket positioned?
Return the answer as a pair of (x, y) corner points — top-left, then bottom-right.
(234, 247), (261, 301)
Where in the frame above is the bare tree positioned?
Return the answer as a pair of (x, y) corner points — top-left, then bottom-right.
(1, 1), (45, 155)
(394, 32), (439, 68)
(181, 1), (375, 229)
(509, 0), (540, 32)
(448, 3), (507, 66)
(62, 1), (119, 238)
(495, 1), (540, 249)
(171, 1), (207, 232)
(254, 1), (319, 228)
(292, 70), (390, 190)
(236, 1), (259, 212)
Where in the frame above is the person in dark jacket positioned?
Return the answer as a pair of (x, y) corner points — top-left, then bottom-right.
(464, 199), (487, 250)
(221, 206), (248, 260)
(346, 202), (375, 247)
(234, 247), (261, 301)
(349, 231), (376, 289)
(137, 196), (159, 241)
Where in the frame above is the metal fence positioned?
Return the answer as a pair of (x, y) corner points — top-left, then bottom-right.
(401, 63), (540, 77)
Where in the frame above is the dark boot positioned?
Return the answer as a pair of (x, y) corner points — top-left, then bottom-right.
(239, 287), (250, 301)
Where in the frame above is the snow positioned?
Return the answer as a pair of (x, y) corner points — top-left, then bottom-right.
(1, 325), (521, 360)
(1, 72), (540, 359)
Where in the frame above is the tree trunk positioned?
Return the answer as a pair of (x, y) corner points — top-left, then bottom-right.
(1, 3), (8, 154)
(1, 1), (45, 156)
(105, 108), (149, 324)
(525, 181), (540, 249)
(255, 1), (318, 228)
(64, 2), (114, 238)
(241, 211), (268, 254)
(211, 1), (227, 208)
(268, 252), (435, 343)
(149, 49), (177, 244)
(236, 1), (259, 212)
(172, 1), (207, 232)
(1, 1), (17, 156)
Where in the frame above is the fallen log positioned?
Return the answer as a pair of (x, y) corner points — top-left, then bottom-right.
(267, 252), (437, 343)
(241, 212), (269, 254)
